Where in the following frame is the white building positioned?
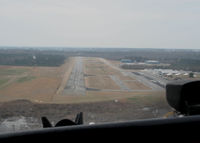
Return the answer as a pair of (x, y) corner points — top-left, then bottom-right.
(145, 60), (160, 64)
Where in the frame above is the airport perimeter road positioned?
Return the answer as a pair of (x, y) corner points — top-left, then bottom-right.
(129, 72), (164, 90)
(99, 58), (164, 91)
(63, 57), (85, 96)
(140, 71), (168, 88)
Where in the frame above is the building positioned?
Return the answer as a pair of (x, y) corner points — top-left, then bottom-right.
(120, 59), (132, 63)
(145, 60), (160, 64)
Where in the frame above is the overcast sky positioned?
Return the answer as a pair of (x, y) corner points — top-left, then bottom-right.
(0, 0), (200, 49)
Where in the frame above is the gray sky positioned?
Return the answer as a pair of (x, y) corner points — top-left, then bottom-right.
(0, 0), (200, 49)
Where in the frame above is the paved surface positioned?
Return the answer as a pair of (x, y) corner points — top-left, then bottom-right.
(109, 75), (130, 91)
(63, 57), (85, 95)
(62, 57), (164, 95)
(129, 72), (164, 90)
(99, 58), (164, 91)
(140, 71), (168, 88)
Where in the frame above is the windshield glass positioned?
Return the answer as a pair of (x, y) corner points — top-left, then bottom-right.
(0, 0), (199, 133)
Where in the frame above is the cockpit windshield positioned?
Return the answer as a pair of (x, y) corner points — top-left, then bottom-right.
(0, 0), (199, 133)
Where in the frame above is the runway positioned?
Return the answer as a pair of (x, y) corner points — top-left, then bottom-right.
(63, 57), (85, 95)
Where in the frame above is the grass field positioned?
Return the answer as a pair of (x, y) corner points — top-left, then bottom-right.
(0, 68), (28, 75)
(16, 76), (36, 83)
(85, 75), (120, 90)
(0, 78), (9, 86)
(0, 57), (165, 104)
(0, 57), (173, 132)
(124, 80), (150, 90)
(0, 63), (64, 102)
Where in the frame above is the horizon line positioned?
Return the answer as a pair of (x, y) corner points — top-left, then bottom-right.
(0, 46), (199, 50)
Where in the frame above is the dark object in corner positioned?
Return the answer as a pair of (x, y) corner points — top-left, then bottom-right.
(166, 80), (200, 115)
(41, 112), (83, 128)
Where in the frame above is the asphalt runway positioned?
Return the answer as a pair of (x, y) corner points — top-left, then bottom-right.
(63, 57), (85, 95)
(130, 72), (164, 90)
(109, 75), (130, 91)
(99, 58), (164, 91)
(63, 57), (164, 95)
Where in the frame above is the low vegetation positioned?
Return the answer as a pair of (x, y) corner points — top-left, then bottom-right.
(16, 76), (35, 83)
(1, 48), (200, 71)
(0, 50), (66, 67)
(0, 69), (28, 75)
(0, 78), (9, 86)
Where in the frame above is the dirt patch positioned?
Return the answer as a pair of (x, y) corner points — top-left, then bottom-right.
(0, 57), (163, 104)
(0, 95), (171, 132)
(0, 77), (60, 102)
(0, 57), (79, 103)
(85, 75), (120, 90)
(55, 58), (75, 96)
(0, 62), (66, 103)
(84, 58), (121, 75)
(125, 80), (151, 90)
